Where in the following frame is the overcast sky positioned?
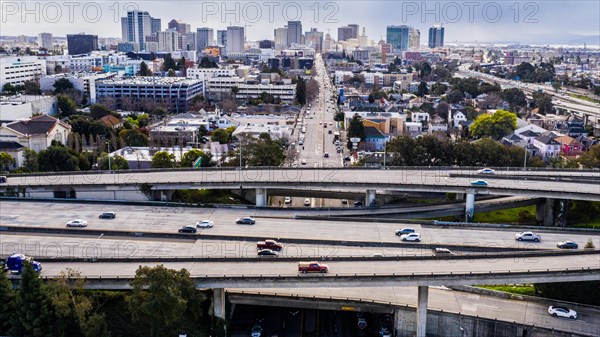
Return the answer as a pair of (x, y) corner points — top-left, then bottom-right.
(1, 0), (599, 45)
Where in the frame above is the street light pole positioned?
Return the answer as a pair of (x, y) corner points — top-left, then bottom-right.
(523, 147), (527, 170)
(106, 141), (111, 171)
(383, 139), (387, 168)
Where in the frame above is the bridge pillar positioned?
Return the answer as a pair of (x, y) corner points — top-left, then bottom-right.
(417, 286), (428, 337)
(465, 193), (475, 222)
(456, 193), (465, 201)
(255, 188), (268, 207)
(366, 189), (377, 206)
(536, 198), (569, 227)
(213, 288), (226, 319)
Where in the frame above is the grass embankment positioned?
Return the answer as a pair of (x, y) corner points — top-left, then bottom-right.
(568, 93), (600, 104)
(171, 189), (251, 204)
(477, 285), (536, 296)
(472, 206), (536, 224)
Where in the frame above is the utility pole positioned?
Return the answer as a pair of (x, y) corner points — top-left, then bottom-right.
(106, 141), (111, 171)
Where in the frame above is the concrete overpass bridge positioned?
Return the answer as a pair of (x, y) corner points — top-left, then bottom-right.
(2, 167), (598, 225)
(10, 252), (599, 337)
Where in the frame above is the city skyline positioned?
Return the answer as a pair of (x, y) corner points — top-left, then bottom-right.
(1, 1), (599, 46)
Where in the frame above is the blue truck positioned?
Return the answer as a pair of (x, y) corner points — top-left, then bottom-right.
(5, 254), (42, 274)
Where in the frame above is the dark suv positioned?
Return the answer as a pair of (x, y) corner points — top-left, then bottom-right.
(99, 212), (116, 219)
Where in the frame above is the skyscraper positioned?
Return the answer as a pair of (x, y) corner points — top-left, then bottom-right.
(337, 26), (353, 42)
(37, 33), (53, 49)
(216, 30), (227, 46)
(168, 19), (190, 34)
(286, 21), (302, 47)
(226, 26), (244, 54)
(428, 25), (445, 48)
(274, 27), (288, 50)
(386, 25), (410, 52)
(121, 11), (160, 50)
(196, 28), (214, 52)
(409, 28), (420, 50)
(157, 30), (179, 52)
(305, 28), (323, 52)
(347, 24), (359, 39)
(67, 34), (98, 55)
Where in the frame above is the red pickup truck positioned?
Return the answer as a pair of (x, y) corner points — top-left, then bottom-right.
(298, 261), (329, 273)
(256, 240), (283, 251)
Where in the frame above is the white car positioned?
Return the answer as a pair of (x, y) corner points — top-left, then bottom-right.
(477, 168), (496, 175)
(284, 197), (292, 205)
(515, 231), (541, 242)
(66, 219), (88, 227)
(196, 220), (214, 228)
(548, 306), (577, 319)
(301, 159), (307, 165)
(304, 198), (311, 206)
(400, 233), (421, 242)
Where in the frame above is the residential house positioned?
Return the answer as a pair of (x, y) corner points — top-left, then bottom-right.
(359, 152), (395, 167)
(517, 129), (541, 144)
(0, 115), (71, 152)
(362, 126), (387, 151)
(458, 120), (473, 138)
(428, 114), (447, 133)
(554, 135), (583, 156)
(409, 97), (429, 108)
(564, 121), (588, 138)
(533, 136), (561, 160)
(0, 141), (25, 168)
(99, 115), (123, 129)
(411, 111), (429, 123)
(451, 110), (467, 128)
(574, 135), (599, 151)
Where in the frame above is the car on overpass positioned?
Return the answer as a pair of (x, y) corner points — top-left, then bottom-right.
(66, 219), (87, 227)
(178, 225), (197, 233)
(400, 233), (421, 242)
(470, 180), (489, 186)
(548, 306), (577, 319)
(515, 231), (541, 242)
(196, 220), (214, 228)
(236, 217), (256, 225)
(477, 168), (496, 175)
(257, 249), (278, 257)
(257, 239), (283, 251)
(251, 324), (263, 337)
(304, 198), (311, 206)
(98, 212), (116, 219)
(395, 228), (415, 236)
(0, 176), (6, 183)
(557, 241), (578, 249)
(298, 261), (329, 273)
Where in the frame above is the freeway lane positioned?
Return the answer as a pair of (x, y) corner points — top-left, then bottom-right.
(2, 201), (599, 250)
(26, 253), (600, 279)
(232, 287), (600, 336)
(2, 168), (599, 201)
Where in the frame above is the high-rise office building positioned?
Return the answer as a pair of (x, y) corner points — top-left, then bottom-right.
(121, 11), (160, 50)
(274, 27), (288, 50)
(157, 30), (179, 52)
(168, 19), (190, 34)
(305, 28), (323, 52)
(216, 30), (227, 46)
(37, 33), (53, 49)
(347, 24), (359, 39)
(409, 28), (420, 50)
(386, 25), (410, 52)
(67, 34), (98, 55)
(196, 28), (214, 52)
(226, 26), (244, 54)
(428, 25), (445, 48)
(286, 21), (302, 47)
(337, 26), (353, 42)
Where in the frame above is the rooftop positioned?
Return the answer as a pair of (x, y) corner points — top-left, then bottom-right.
(97, 77), (201, 86)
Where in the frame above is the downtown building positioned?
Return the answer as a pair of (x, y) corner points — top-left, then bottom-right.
(66, 34), (98, 55)
(226, 26), (245, 55)
(96, 77), (202, 113)
(286, 21), (302, 47)
(121, 10), (161, 51)
(0, 56), (46, 90)
(37, 33), (53, 49)
(196, 28), (214, 52)
(428, 25), (445, 48)
(386, 25), (410, 53)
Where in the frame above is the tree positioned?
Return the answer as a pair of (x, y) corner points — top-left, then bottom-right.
(0, 270), (16, 333)
(167, 69), (176, 77)
(0, 152), (15, 171)
(22, 148), (39, 172)
(431, 82), (448, 96)
(119, 129), (149, 147)
(162, 54), (177, 72)
(89, 104), (113, 120)
(579, 144), (600, 168)
(38, 146), (80, 171)
(138, 61), (153, 76)
(445, 89), (464, 104)
(57, 95), (77, 116)
(98, 154), (129, 170)
(501, 88), (527, 111)
(419, 62), (432, 79)
(53, 78), (74, 94)
(346, 114), (365, 150)
(210, 128), (229, 144)
(435, 102), (450, 119)
(532, 91), (554, 115)
(150, 107), (168, 118)
(23, 80), (41, 95)
(198, 56), (218, 68)
(181, 149), (212, 167)
(416, 81), (429, 97)
(470, 110), (517, 140)
(305, 78), (320, 103)
(2, 83), (16, 94)
(368, 93), (375, 103)
(151, 151), (176, 168)
(14, 263), (57, 337)
(243, 133), (286, 167)
(127, 265), (207, 337)
(295, 77), (306, 105)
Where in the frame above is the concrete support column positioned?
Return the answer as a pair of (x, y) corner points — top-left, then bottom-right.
(465, 192), (475, 222)
(366, 189), (377, 206)
(456, 193), (465, 201)
(417, 286), (428, 337)
(255, 188), (268, 207)
(536, 198), (569, 227)
(213, 288), (226, 319)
